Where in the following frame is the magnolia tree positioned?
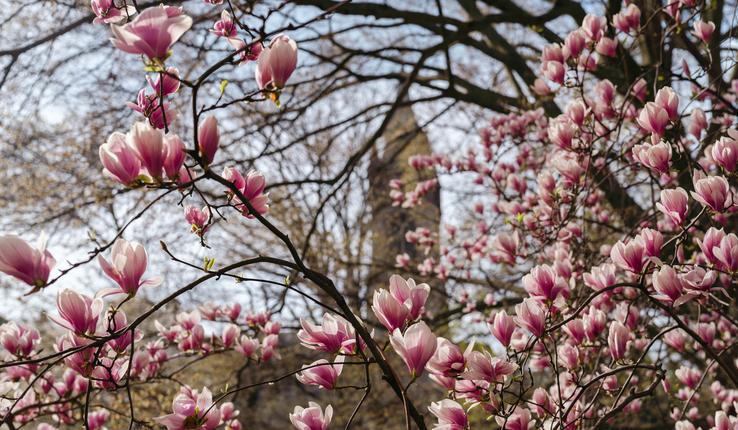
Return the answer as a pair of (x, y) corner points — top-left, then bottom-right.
(2, 0), (738, 429)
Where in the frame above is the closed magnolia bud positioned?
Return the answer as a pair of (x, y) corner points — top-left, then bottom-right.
(198, 116), (219, 165)
(255, 34), (298, 90)
(163, 134), (185, 179)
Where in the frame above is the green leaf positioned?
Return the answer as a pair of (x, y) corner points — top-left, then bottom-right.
(219, 79), (229, 94)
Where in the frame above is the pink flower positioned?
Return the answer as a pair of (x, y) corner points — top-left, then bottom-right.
(514, 298), (546, 337)
(297, 313), (358, 354)
(675, 366), (701, 389)
(221, 324), (240, 348)
(371, 289), (409, 332)
(289, 402), (332, 430)
(583, 263), (616, 291)
(147, 67), (180, 96)
(87, 409), (110, 430)
(631, 78), (647, 101)
(582, 14), (606, 41)
(692, 20), (716, 43)
(462, 350), (517, 382)
(714, 233), (738, 272)
(652, 265), (685, 305)
(637, 102), (670, 136)
(712, 130), (738, 171)
(211, 10), (237, 38)
(49, 289), (103, 335)
(110, 5), (193, 62)
(548, 119), (575, 150)
(610, 238), (646, 273)
(389, 321), (437, 377)
(98, 238), (162, 296)
(655, 87), (679, 120)
(656, 187), (689, 225)
(238, 171), (270, 217)
(128, 121), (165, 178)
(255, 34), (298, 90)
(633, 140), (671, 174)
(127, 89), (177, 130)
(198, 116), (219, 165)
(426, 337), (467, 376)
(595, 37), (617, 57)
(229, 38), (263, 62)
(688, 108), (707, 138)
(497, 407), (532, 430)
(612, 4), (641, 33)
(698, 227), (725, 265)
(155, 386), (221, 430)
(557, 343), (580, 370)
(91, 0), (135, 24)
(608, 320), (629, 361)
(99, 132), (141, 185)
(564, 30), (586, 58)
(522, 264), (565, 301)
(542, 61), (565, 84)
(296, 357), (344, 389)
(163, 134), (185, 180)
(691, 175), (731, 212)
(488, 310), (516, 347)
(0, 322), (39, 357)
(184, 206), (210, 236)
(563, 319), (586, 345)
(234, 335), (259, 358)
(0, 233), (56, 288)
(428, 399), (467, 430)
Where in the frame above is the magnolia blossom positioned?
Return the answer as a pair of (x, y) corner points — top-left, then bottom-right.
(514, 298), (546, 337)
(198, 116), (219, 165)
(632, 140), (671, 174)
(652, 265), (686, 305)
(488, 310), (516, 347)
(211, 10), (237, 38)
(426, 337), (467, 376)
(692, 20), (716, 43)
(147, 67), (180, 96)
(255, 34), (298, 90)
(712, 131), (738, 171)
(654, 87), (679, 120)
(462, 350), (517, 383)
(656, 188), (689, 225)
(297, 313), (358, 354)
(714, 233), (738, 272)
(91, 0), (135, 24)
(428, 399), (467, 430)
(371, 275), (430, 331)
(110, 5), (193, 62)
(48, 290), (103, 335)
(608, 321), (629, 361)
(691, 175), (731, 212)
(162, 134), (186, 179)
(184, 206), (210, 236)
(610, 238), (647, 273)
(637, 102), (670, 137)
(289, 402), (332, 430)
(0, 233), (56, 288)
(296, 357), (344, 389)
(0, 322), (39, 357)
(389, 321), (437, 377)
(155, 386), (221, 430)
(100, 132), (142, 185)
(98, 238), (161, 296)
(128, 121), (165, 178)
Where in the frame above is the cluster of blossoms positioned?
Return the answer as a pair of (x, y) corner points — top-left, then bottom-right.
(6, 0), (738, 428)
(0, 1), (298, 428)
(386, 1), (738, 429)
